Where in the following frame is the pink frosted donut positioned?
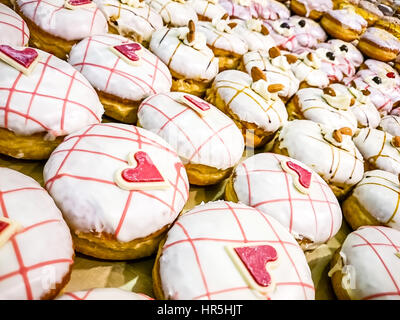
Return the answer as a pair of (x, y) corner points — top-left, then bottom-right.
(0, 3), (29, 47)
(0, 168), (74, 300)
(154, 200), (315, 300)
(227, 153), (342, 247)
(57, 288), (153, 300)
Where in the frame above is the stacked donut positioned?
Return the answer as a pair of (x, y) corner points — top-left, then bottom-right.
(0, 0), (399, 301)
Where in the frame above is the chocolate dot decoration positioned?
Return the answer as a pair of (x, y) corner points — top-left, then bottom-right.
(280, 22), (290, 29)
(339, 44), (348, 52)
(372, 76), (382, 84)
(298, 19), (306, 27)
(326, 51), (335, 61)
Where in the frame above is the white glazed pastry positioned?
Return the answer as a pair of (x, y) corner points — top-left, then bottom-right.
(379, 115), (400, 136)
(226, 153), (342, 246)
(94, 0), (164, 45)
(0, 168), (74, 300)
(154, 200), (315, 300)
(188, 0), (227, 21)
(242, 48), (300, 101)
(273, 120), (364, 198)
(330, 226), (400, 300)
(56, 288), (152, 300)
(43, 123), (189, 260)
(149, 23), (219, 96)
(358, 27), (400, 62)
(144, 0), (198, 26)
(206, 69), (288, 147)
(68, 34), (172, 123)
(0, 3), (29, 47)
(317, 39), (364, 68)
(353, 128), (400, 175)
(138, 91), (244, 185)
(290, 0), (333, 19)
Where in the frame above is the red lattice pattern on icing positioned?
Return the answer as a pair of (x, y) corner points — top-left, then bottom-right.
(0, 5), (29, 46)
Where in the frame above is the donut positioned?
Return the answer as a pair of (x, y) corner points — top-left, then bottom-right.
(379, 115), (400, 136)
(355, 0), (384, 25)
(93, 0), (164, 46)
(138, 92), (244, 185)
(329, 226), (400, 300)
(225, 153), (342, 247)
(0, 3), (29, 47)
(205, 69), (288, 148)
(0, 46), (104, 160)
(241, 47), (300, 101)
(272, 120), (364, 198)
(153, 200), (315, 300)
(358, 27), (400, 62)
(289, 0), (333, 20)
(196, 18), (248, 71)
(144, 0), (198, 26)
(149, 22), (219, 97)
(218, 0), (290, 21)
(286, 85), (358, 131)
(342, 170), (400, 231)
(320, 8), (367, 42)
(43, 122), (189, 260)
(289, 50), (330, 88)
(352, 128), (400, 175)
(68, 34), (172, 124)
(15, 0), (108, 60)
(230, 18), (277, 52)
(0, 168), (74, 300)
(374, 16), (400, 39)
(56, 288), (152, 300)
(267, 16), (327, 53)
(187, 0), (227, 21)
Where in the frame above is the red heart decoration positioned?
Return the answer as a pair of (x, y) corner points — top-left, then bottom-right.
(183, 95), (211, 112)
(234, 245), (278, 287)
(286, 161), (312, 190)
(121, 151), (165, 183)
(113, 43), (142, 62)
(0, 45), (38, 69)
(68, 0), (92, 5)
(0, 221), (9, 233)
(387, 72), (395, 79)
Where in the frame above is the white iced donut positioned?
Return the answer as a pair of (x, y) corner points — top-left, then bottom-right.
(290, 0), (333, 18)
(187, 0), (227, 21)
(68, 34), (172, 123)
(242, 49), (300, 100)
(331, 226), (400, 300)
(56, 288), (152, 300)
(144, 0), (198, 26)
(43, 123), (189, 260)
(0, 3), (29, 47)
(94, 0), (164, 45)
(353, 128), (400, 175)
(274, 120), (364, 198)
(317, 39), (364, 68)
(227, 153), (342, 246)
(154, 200), (315, 300)
(379, 115), (400, 136)
(0, 168), (74, 300)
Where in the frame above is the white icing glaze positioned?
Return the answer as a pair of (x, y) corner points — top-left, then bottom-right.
(0, 3), (29, 47)
(242, 50), (300, 99)
(232, 153), (342, 244)
(296, 0), (332, 16)
(277, 120), (364, 187)
(380, 115), (400, 136)
(353, 128), (400, 175)
(338, 226), (400, 300)
(196, 20), (248, 55)
(16, 0), (108, 41)
(359, 0), (383, 17)
(43, 123), (189, 243)
(94, 0), (164, 43)
(361, 27), (400, 52)
(158, 200), (315, 299)
(230, 19), (276, 52)
(144, 0), (198, 26)
(290, 51), (330, 87)
(210, 70), (288, 133)
(0, 168), (74, 300)
(68, 34), (172, 102)
(138, 91), (244, 170)
(188, 0), (227, 20)
(0, 47), (104, 137)
(56, 288), (152, 300)
(149, 26), (219, 81)
(293, 87), (358, 131)
(351, 170), (400, 230)
(325, 9), (367, 32)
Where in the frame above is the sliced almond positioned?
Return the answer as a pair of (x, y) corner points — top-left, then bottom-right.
(269, 46), (281, 59)
(188, 20), (195, 43)
(393, 100), (400, 109)
(361, 89), (370, 96)
(333, 129), (342, 143)
(392, 136), (400, 148)
(222, 13), (229, 20)
(323, 87), (336, 96)
(306, 52), (313, 61)
(339, 127), (353, 136)
(251, 66), (266, 82)
(350, 98), (356, 106)
(228, 22), (237, 29)
(285, 54), (298, 64)
(268, 84), (284, 93)
(261, 24), (269, 35)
